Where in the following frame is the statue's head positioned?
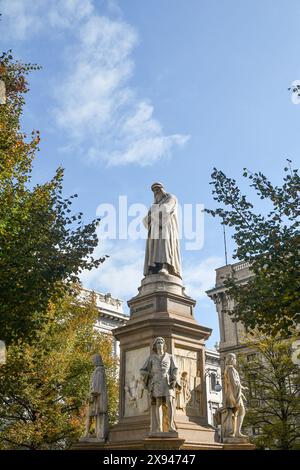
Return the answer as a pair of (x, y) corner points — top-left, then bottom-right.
(225, 353), (237, 367)
(151, 182), (166, 202)
(92, 353), (103, 367)
(152, 336), (166, 354)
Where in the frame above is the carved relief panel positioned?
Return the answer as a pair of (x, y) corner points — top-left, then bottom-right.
(174, 347), (202, 416)
(124, 346), (150, 417)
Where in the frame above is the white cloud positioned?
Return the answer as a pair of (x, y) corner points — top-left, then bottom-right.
(2, 0), (189, 166)
(1, 0), (94, 38)
(80, 238), (222, 309)
(80, 240), (144, 302)
(183, 256), (223, 299)
(1, 0), (44, 39)
(54, 9), (190, 167)
(103, 102), (190, 166)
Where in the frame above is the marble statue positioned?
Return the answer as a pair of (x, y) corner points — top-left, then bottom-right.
(84, 354), (109, 441)
(143, 182), (181, 278)
(140, 337), (180, 435)
(176, 372), (191, 411)
(222, 353), (247, 439)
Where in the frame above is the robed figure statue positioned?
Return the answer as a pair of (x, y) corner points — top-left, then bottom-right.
(143, 182), (181, 278)
(84, 354), (109, 441)
(223, 353), (247, 438)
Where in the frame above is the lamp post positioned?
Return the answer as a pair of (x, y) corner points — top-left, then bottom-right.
(204, 367), (222, 392)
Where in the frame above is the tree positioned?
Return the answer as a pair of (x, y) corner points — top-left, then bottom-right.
(239, 333), (300, 450)
(0, 51), (105, 345)
(206, 164), (300, 336)
(0, 288), (119, 450)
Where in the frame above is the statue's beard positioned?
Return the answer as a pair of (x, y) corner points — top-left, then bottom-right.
(154, 191), (165, 203)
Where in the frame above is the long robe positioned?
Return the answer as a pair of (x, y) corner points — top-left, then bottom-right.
(224, 364), (243, 411)
(143, 193), (181, 278)
(88, 365), (108, 416)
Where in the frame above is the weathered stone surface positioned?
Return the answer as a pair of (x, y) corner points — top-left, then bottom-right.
(124, 346), (150, 417)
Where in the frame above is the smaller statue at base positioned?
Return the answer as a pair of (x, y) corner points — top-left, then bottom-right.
(83, 353), (109, 442)
(140, 337), (180, 436)
(215, 353), (248, 442)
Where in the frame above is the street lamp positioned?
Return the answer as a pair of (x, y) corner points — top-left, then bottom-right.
(205, 367), (222, 392)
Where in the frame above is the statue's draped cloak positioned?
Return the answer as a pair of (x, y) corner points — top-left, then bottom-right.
(143, 193), (181, 277)
(89, 365), (108, 416)
(224, 364), (242, 410)
(140, 352), (178, 398)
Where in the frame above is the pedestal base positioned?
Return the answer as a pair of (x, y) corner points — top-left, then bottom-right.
(223, 436), (249, 444)
(74, 436), (255, 450)
(223, 442), (256, 450)
(100, 416), (223, 450)
(148, 431), (178, 438)
(143, 437), (185, 450)
(79, 436), (106, 444)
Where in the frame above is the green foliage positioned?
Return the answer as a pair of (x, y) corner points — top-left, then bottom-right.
(206, 164), (300, 336)
(0, 289), (119, 450)
(239, 333), (300, 450)
(0, 51), (106, 344)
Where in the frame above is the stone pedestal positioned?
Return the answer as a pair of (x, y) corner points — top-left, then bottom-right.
(79, 437), (106, 444)
(143, 437), (186, 450)
(106, 273), (221, 449)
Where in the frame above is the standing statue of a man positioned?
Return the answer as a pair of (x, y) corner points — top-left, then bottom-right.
(84, 354), (109, 441)
(223, 353), (247, 439)
(143, 183), (181, 278)
(140, 337), (179, 435)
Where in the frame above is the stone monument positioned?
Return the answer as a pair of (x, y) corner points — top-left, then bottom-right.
(75, 182), (255, 450)
(105, 183), (220, 450)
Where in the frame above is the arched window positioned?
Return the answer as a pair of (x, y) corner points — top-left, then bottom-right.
(210, 373), (216, 391)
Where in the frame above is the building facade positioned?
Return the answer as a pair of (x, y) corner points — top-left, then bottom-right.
(205, 348), (222, 426)
(81, 288), (128, 356)
(206, 260), (253, 371)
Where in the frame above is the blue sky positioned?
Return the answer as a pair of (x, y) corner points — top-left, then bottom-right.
(1, 0), (300, 348)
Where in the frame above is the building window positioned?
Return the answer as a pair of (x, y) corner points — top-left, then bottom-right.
(210, 403), (220, 427)
(210, 373), (217, 391)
